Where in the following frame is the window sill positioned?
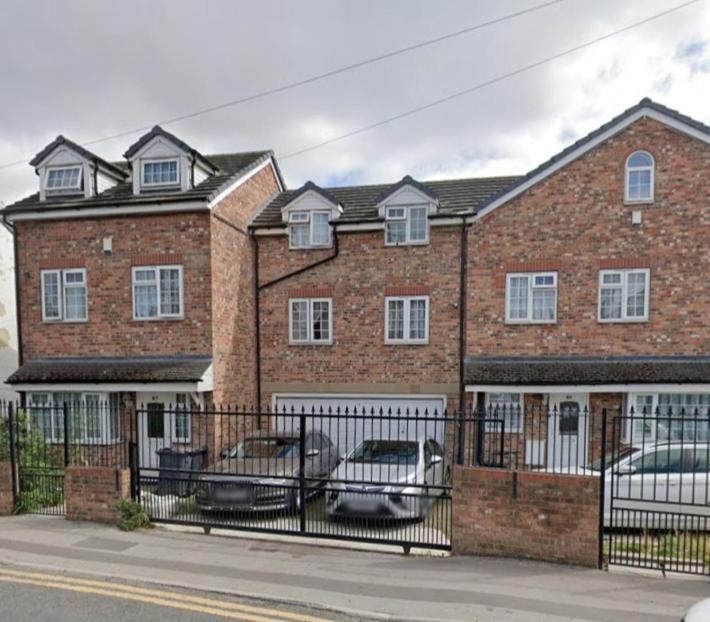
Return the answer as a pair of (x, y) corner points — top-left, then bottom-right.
(384, 240), (430, 248)
(42, 319), (88, 324)
(132, 316), (185, 322)
(623, 199), (654, 206)
(597, 318), (649, 324)
(504, 320), (557, 326)
(384, 340), (429, 346)
(289, 341), (333, 346)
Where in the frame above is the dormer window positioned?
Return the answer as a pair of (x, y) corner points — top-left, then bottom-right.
(625, 151), (654, 202)
(45, 166), (82, 194)
(142, 159), (179, 188)
(289, 211), (332, 249)
(385, 205), (428, 245)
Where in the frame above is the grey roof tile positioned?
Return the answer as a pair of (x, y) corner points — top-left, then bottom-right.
(6, 355), (212, 384)
(251, 175), (520, 228)
(3, 151), (274, 215)
(464, 355), (710, 386)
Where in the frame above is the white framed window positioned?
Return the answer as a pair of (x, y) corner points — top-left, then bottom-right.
(173, 393), (191, 442)
(41, 268), (87, 322)
(45, 166), (83, 193)
(385, 296), (429, 344)
(288, 211), (332, 249)
(385, 205), (429, 245)
(141, 158), (179, 187)
(289, 298), (332, 344)
(132, 265), (183, 320)
(505, 272), (557, 323)
(26, 392), (121, 444)
(625, 151), (654, 202)
(486, 393), (523, 433)
(598, 268), (649, 322)
(626, 393), (710, 443)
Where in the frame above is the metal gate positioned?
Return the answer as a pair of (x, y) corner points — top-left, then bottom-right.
(606, 410), (710, 575)
(4, 401), (66, 516)
(134, 404), (465, 552)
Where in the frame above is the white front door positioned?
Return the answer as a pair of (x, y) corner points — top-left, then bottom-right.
(548, 393), (589, 470)
(137, 392), (177, 469)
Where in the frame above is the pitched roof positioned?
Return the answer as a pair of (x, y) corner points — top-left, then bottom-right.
(473, 98), (710, 217)
(6, 355), (212, 384)
(251, 175), (519, 228)
(464, 355), (710, 386)
(2, 151), (274, 215)
(281, 180), (343, 210)
(123, 125), (217, 172)
(375, 175), (439, 205)
(29, 135), (128, 179)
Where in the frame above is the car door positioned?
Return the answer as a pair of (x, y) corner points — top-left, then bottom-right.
(626, 446), (683, 503)
(681, 446), (710, 506)
(426, 439), (446, 486)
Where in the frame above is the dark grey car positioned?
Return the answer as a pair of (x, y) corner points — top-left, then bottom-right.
(195, 430), (338, 513)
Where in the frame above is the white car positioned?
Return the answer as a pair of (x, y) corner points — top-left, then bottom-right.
(682, 598), (710, 621)
(326, 438), (450, 521)
(578, 442), (710, 528)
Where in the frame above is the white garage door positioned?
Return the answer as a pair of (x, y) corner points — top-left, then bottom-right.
(273, 394), (446, 456)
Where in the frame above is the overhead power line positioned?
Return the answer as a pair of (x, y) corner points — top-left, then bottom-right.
(0, 0), (566, 172)
(279, 0), (702, 160)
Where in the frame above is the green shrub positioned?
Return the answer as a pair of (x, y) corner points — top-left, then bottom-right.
(117, 499), (152, 531)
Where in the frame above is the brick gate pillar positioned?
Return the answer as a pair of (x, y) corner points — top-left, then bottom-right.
(0, 462), (16, 515)
(65, 466), (131, 523)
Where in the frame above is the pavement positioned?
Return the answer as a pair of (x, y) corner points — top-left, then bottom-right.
(0, 514), (707, 622)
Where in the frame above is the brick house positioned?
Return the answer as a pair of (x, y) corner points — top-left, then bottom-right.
(3, 97), (710, 471)
(249, 98), (710, 469)
(2, 127), (283, 465)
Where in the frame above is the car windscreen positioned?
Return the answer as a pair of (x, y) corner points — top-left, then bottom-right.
(227, 438), (299, 459)
(588, 446), (636, 471)
(349, 441), (419, 465)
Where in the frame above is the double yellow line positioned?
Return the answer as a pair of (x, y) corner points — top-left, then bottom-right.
(0, 567), (334, 622)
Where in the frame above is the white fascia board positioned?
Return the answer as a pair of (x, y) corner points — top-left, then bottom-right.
(253, 218), (459, 234)
(208, 158), (282, 209)
(375, 184), (438, 209)
(252, 228), (287, 236)
(13, 381), (210, 393)
(6, 200), (208, 222)
(466, 383), (710, 394)
(197, 363), (214, 392)
(468, 107), (710, 224)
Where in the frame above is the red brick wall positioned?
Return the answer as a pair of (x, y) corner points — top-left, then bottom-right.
(466, 117), (710, 357)
(453, 466), (599, 566)
(16, 212), (213, 360)
(211, 165), (280, 406)
(65, 466), (131, 523)
(257, 225), (462, 408)
(0, 462), (15, 515)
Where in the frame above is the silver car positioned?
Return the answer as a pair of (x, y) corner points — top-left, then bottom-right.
(195, 430), (338, 513)
(326, 438), (449, 520)
(574, 442), (710, 528)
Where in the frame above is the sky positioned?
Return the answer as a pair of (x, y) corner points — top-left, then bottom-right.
(0, 0), (709, 205)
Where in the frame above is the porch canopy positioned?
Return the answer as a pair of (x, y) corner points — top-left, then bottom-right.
(464, 355), (710, 391)
(6, 355), (213, 393)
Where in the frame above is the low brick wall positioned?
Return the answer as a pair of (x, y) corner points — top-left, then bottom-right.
(0, 462), (15, 515)
(453, 466), (600, 567)
(65, 466), (131, 523)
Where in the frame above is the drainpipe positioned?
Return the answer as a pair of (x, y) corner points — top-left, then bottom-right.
(250, 225), (340, 415)
(1, 214), (22, 378)
(457, 215), (469, 464)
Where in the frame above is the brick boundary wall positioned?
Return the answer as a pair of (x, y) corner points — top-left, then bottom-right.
(65, 466), (131, 523)
(453, 466), (600, 567)
(0, 462), (16, 515)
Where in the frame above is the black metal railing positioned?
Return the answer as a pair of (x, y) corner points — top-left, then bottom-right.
(465, 403), (610, 475)
(607, 407), (710, 575)
(134, 403), (482, 551)
(1, 399), (130, 515)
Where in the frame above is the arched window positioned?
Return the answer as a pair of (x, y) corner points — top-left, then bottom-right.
(625, 151), (654, 202)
